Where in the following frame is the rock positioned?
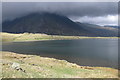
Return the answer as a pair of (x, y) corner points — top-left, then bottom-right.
(11, 62), (20, 69)
(11, 62), (26, 73)
(84, 66), (94, 70)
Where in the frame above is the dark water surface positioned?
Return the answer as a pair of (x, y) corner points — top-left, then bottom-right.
(2, 39), (118, 68)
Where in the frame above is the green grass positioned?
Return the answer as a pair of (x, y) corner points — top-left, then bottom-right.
(0, 32), (118, 42)
(2, 51), (118, 78)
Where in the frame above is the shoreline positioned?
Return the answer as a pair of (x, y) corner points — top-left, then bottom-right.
(1, 32), (119, 78)
(2, 38), (118, 43)
(2, 51), (118, 78)
(2, 38), (119, 43)
(1, 32), (119, 42)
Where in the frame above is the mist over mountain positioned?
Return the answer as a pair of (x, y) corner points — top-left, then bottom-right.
(2, 13), (118, 37)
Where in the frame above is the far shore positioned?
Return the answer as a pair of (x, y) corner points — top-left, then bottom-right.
(0, 32), (119, 42)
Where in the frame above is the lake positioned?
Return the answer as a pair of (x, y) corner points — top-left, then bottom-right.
(2, 39), (118, 68)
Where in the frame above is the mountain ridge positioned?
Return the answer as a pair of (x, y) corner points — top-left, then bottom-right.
(2, 12), (118, 37)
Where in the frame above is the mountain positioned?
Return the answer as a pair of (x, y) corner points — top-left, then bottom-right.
(2, 13), (118, 37)
(76, 22), (118, 37)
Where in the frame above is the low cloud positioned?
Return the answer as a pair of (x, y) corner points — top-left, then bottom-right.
(2, 2), (118, 25)
(71, 15), (118, 26)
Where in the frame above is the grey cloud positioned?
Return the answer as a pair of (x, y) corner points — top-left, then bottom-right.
(2, 2), (118, 21)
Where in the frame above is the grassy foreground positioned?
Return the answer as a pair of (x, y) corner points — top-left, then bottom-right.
(1, 51), (118, 78)
(0, 32), (118, 42)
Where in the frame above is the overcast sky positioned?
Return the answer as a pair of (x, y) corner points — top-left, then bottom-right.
(2, 2), (118, 26)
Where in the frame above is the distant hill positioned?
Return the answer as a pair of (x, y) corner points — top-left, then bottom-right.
(2, 12), (118, 37)
(76, 22), (118, 37)
(104, 25), (120, 29)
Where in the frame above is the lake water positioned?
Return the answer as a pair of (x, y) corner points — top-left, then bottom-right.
(2, 39), (118, 68)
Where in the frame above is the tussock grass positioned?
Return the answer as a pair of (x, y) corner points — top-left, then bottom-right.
(2, 51), (118, 78)
(0, 32), (118, 42)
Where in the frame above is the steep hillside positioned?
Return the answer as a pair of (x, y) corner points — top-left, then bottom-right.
(2, 13), (118, 37)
